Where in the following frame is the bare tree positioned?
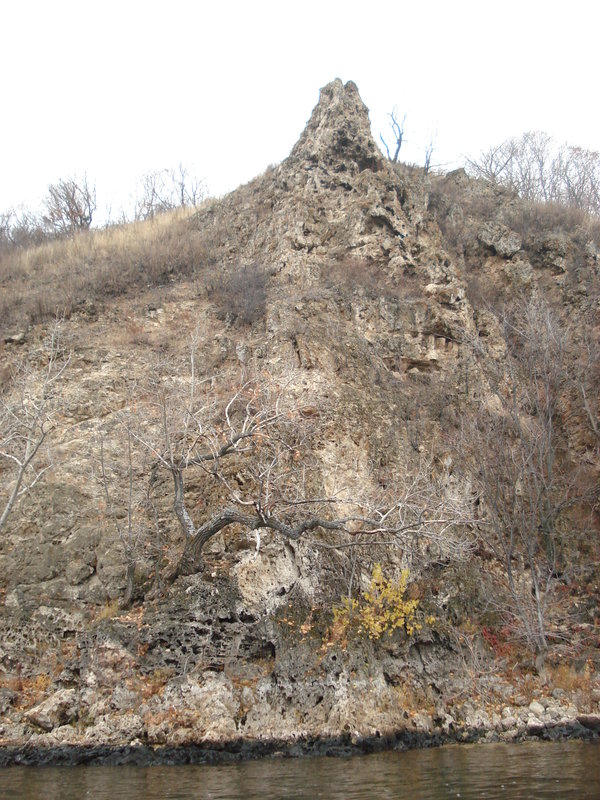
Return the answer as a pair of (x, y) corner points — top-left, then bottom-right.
(466, 132), (600, 214)
(121, 339), (473, 589)
(133, 165), (206, 221)
(171, 163), (205, 207)
(380, 109), (406, 163)
(0, 207), (48, 253)
(98, 418), (161, 608)
(42, 176), (96, 234)
(561, 146), (600, 213)
(0, 322), (70, 533)
(423, 139), (435, 176)
(465, 139), (519, 186)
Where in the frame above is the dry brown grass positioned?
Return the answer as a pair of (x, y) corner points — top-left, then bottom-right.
(0, 204), (217, 336)
(1, 672), (52, 710)
(547, 661), (593, 693)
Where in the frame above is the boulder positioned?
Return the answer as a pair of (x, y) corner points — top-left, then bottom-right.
(478, 222), (521, 257)
(25, 689), (79, 731)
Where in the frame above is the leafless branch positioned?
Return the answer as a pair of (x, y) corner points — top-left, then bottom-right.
(0, 320), (70, 533)
(380, 109), (406, 163)
(42, 175), (96, 234)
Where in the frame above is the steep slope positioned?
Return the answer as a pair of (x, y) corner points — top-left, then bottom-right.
(0, 80), (598, 758)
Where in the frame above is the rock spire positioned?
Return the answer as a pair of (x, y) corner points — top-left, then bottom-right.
(289, 79), (382, 173)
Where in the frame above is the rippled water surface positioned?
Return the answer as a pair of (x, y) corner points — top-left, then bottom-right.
(1, 741), (599, 799)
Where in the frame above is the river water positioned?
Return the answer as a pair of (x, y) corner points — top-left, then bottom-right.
(1, 741), (599, 799)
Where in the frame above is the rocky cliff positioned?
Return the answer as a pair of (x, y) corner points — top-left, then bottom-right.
(0, 79), (599, 760)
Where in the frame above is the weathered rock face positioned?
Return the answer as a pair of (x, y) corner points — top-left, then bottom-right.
(0, 79), (599, 755)
(290, 79), (382, 173)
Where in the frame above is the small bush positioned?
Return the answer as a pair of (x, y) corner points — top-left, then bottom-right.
(331, 563), (422, 642)
(504, 201), (600, 245)
(323, 256), (422, 302)
(324, 256), (386, 297)
(95, 599), (121, 621)
(206, 263), (267, 328)
(140, 667), (175, 699)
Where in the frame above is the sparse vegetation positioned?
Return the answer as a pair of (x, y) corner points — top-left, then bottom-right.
(207, 263), (268, 328)
(0, 205), (214, 335)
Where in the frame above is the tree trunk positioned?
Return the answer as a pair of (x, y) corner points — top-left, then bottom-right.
(121, 560), (136, 609)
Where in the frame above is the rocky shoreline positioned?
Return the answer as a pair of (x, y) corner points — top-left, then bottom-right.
(1, 593), (599, 769)
(1, 708), (599, 768)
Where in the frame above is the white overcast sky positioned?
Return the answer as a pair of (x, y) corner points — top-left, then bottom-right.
(1, 0), (598, 223)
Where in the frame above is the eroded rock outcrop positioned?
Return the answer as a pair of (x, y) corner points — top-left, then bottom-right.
(0, 79), (598, 759)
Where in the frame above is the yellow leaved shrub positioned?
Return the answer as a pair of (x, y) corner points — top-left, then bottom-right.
(332, 563), (421, 642)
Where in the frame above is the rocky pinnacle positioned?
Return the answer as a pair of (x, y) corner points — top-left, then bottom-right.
(289, 79), (383, 173)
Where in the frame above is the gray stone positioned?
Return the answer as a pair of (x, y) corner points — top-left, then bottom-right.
(25, 689), (79, 731)
(290, 79), (382, 174)
(577, 714), (600, 731)
(0, 688), (16, 715)
(528, 700), (545, 718)
(478, 222), (522, 257)
(110, 685), (141, 712)
(4, 332), (26, 345)
(65, 560), (95, 586)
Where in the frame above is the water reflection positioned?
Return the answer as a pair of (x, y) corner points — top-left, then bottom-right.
(1, 741), (599, 799)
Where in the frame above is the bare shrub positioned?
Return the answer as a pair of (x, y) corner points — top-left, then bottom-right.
(42, 176), (96, 234)
(206, 264), (267, 328)
(98, 420), (159, 608)
(457, 298), (589, 661)
(0, 321), (70, 533)
(323, 256), (421, 301)
(504, 200), (600, 247)
(462, 271), (505, 314)
(502, 199), (600, 294)
(426, 173), (503, 260)
(324, 256), (384, 297)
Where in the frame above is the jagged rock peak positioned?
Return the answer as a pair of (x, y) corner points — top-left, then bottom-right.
(289, 79), (382, 173)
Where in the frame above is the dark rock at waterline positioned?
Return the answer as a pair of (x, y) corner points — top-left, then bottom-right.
(1, 721), (598, 767)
